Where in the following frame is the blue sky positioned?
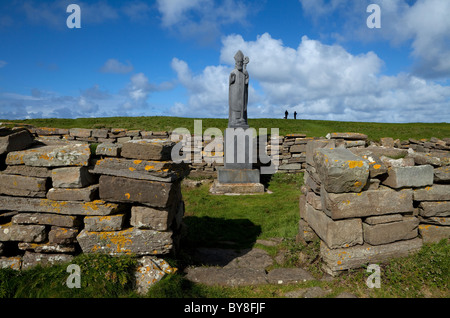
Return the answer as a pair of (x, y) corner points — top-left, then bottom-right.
(0, 0), (449, 123)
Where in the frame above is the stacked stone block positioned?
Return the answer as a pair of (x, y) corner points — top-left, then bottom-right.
(299, 133), (449, 276)
(0, 127), (188, 288)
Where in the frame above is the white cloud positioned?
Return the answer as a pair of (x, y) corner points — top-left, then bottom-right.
(299, 0), (450, 79)
(100, 59), (134, 74)
(156, 0), (249, 44)
(170, 32), (450, 123)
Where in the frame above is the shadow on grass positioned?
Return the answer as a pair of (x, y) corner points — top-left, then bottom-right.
(183, 216), (262, 251)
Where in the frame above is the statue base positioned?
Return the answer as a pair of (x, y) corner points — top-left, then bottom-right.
(209, 180), (264, 195)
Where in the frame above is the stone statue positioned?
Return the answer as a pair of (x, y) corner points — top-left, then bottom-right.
(228, 50), (249, 128)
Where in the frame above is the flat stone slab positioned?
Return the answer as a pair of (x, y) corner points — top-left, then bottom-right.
(0, 173), (48, 198)
(321, 187), (413, 220)
(21, 251), (73, 270)
(210, 180), (265, 195)
(6, 143), (91, 167)
(419, 224), (450, 243)
(0, 196), (123, 216)
(121, 139), (175, 161)
(47, 185), (99, 201)
(12, 212), (82, 228)
(304, 203), (363, 249)
(77, 228), (173, 255)
(419, 201), (450, 217)
(99, 175), (180, 208)
(382, 165), (434, 189)
(0, 128), (34, 155)
(320, 238), (423, 275)
(326, 132), (368, 140)
(184, 267), (268, 287)
(363, 216), (419, 245)
(93, 157), (188, 182)
(413, 184), (450, 201)
(0, 223), (46, 242)
(314, 148), (369, 193)
(434, 166), (450, 183)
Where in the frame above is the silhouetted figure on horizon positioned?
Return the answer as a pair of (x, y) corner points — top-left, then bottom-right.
(294, 111), (297, 120)
(285, 110), (288, 119)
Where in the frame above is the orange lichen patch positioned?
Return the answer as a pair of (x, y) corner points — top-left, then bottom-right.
(354, 181), (363, 188)
(373, 164), (381, 170)
(348, 160), (364, 169)
(145, 165), (155, 171)
(124, 193), (131, 200)
(129, 167), (136, 172)
(39, 199), (68, 213)
(133, 160), (143, 165)
(357, 192), (362, 196)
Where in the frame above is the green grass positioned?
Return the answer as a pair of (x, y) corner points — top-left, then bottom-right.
(0, 173), (448, 298)
(2, 116), (449, 141)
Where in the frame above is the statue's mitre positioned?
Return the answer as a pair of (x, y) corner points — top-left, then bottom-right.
(234, 50), (244, 62)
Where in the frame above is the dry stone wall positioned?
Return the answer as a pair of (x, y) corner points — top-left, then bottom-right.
(299, 132), (450, 276)
(0, 126), (187, 293)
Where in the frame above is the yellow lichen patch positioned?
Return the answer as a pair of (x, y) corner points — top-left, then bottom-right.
(357, 192), (362, 196)
(145, 165), (155, 171)
(134, 160), (142, 165)
(354, 181), (362, 188)
(129, 167), (136, 172)
(348, 160), (364, 169)
(124, 193), (131, 200)
(373, 164), (381, 170)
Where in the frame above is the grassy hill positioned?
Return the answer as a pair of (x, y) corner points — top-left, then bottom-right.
(1, 116), (449, 141)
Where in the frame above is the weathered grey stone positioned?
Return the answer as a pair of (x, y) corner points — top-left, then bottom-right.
(6, 143), (91, 167)
(304, 203), (363, 249)
(84, 214), (126, 232)
(184, 267), (268, 287)
(410, 152), (442, 166)
(344, 140), (366, 148)
(321, 238), (423, 275)
(134, 256), (177, 295)
(306, 139), (336, 166)
(362, 146), (408, 159)
(91, 129), (109, 139)
(290, 144), (307, 153)
(419, 224), (450, 243)
(0, 196), (123, 216)
(51, 166), (95, 188)
(0, 173), (48, 197)
(314, 148), (369, 193)
(69, 128), (92, 138)
(0, 128), (34, 155)
(304, 170), (320, 193)
(209, 180), (265, 194)
(413, 184), (450, 201)
(3, 165), (51, 178)
(22, 251), (73, 270)
(326, 132), (368, 140)
(121, 139), (175, 161)
(0, 223), (46, 242)
(434, 166), (450, 183)
(18, 242), (76, 254)
(380, 137), (395, 148)
(48, 226), (78, 245)
(382, 165), (434, 189)
(95, 143), (122, 157)
(131, 206), (174, 231)
(267, 268), (315, 285)
(321, 186), (414, 220)
(364, 214), (403, 225)
(93, 157), (189, 182)
(217, 168), (260, 183)
(418, 201), (450, 217)
(306, 191), (322, 210)
(224, 248), (273, 270)
(47, 185), (99, 201)
(0, 256), (21, 270)
(298, 219), (318, 242)
(380, 156), (415, 168)
(77, 228), (173, 255)
(363, 216), (419, 245)
(34, 127), (69, 136)
(419, 216), (450, 226)
(99, 175), (181, 207)
(12, 212), (82, 227)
